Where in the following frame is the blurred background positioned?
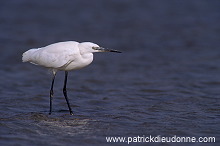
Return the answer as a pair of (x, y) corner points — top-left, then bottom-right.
(0, 0), (220, 145)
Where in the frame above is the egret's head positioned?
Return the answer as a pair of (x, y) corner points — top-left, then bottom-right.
(79, 42), (121, 54)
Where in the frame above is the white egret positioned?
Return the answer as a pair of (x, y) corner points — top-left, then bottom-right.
(22, 41), (121, 115)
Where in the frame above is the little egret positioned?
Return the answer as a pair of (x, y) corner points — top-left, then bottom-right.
(22, 41), (121, 115)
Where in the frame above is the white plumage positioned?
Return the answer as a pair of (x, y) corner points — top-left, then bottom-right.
(23, 41), (97, 71)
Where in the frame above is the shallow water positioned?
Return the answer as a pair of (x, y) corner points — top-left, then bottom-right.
(0, 0), (220, 145)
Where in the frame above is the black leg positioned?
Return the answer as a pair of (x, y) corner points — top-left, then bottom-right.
(63, 71), (73, 115)
(49, 70), (56, 115)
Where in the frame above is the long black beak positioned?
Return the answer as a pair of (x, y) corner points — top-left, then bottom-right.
(98, 47), (122, 53)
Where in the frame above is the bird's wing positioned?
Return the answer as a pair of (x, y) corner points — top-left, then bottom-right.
(28, 41), (79, 69)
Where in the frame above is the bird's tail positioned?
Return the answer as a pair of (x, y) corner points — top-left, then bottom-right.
(22, 48), (38, 62)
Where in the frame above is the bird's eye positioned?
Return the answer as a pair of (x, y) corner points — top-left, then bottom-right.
(92, 47), (99, 50)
